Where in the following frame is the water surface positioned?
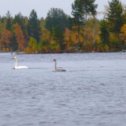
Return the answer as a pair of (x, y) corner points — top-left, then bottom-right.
(0, 52), (126, 126)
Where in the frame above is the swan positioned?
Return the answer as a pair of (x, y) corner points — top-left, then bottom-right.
(13, 56), (28, 69)
(53, 59), (66, 72)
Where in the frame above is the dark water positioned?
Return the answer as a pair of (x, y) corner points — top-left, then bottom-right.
(0, 52), (126, 126)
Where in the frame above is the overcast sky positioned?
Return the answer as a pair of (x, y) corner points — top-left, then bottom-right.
(0, 0), (126, 18)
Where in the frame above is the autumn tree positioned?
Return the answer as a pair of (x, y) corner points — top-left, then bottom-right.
(45, 8), (70, 51)
(72, 0), (97, 23)
(120, 24), (126, 49)
(28, 10), (41, 42)
(72, 0), (97, 49)
(107, 0), (123, 33)
(6, 11), (13, 31)
(0, 29), (13, 51)
(106, 0), (124, 50)
(100, 20), (109, 44)
(25, 37), (38, 53)
(13, 13), (29, 42)
(13, 23), (25, 51)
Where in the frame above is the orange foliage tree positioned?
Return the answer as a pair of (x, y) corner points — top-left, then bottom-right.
(0, 28), (13, 51)
(13, 23), (25, 51)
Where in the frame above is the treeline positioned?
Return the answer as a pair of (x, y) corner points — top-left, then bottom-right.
(0, 0), (126, 53)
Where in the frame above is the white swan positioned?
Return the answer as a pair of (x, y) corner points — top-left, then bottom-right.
(13, 56), (28, 69)
(53, 59), (66, 72)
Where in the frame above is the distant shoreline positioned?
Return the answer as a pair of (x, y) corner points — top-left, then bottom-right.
(0, 50), (125, 54)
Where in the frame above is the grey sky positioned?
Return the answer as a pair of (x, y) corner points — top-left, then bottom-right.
(0, 0), (126, 18)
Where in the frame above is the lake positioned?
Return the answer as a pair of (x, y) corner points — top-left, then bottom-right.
(0, 52), (126, 126)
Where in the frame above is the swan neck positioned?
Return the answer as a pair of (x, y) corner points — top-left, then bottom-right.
(15, 58), (18, 66)
(54, 61), (57, 70)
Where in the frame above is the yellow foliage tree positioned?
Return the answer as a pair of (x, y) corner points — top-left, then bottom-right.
(120, 24), (126, 44)
(25, 37), (38, 53)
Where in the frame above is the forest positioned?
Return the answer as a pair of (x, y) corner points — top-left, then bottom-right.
(0, 0), (126, 53)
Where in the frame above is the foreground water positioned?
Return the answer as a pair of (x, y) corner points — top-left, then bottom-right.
(0, 52), (126, 126)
